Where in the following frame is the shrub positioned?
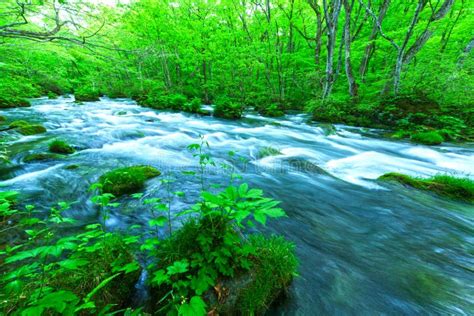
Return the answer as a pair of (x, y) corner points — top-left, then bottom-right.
(183, 97), (205, 114)
(49, 139), (75, 154)
(74, 86), (100, 102)
(99, 165), (161, 196)
(379, 172), (474, 202)
(47, 91), (58, 99)
(214, 97), (243, 119)
(0, 96), (31, 108)
(257, 103), (285, 117)
(410, 131), (444, 145)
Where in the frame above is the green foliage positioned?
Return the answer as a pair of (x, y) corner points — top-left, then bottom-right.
(74, 86), (100, 102)
(183, 97), (208, 115)
(214, 97), (243, 119)
(49, 139), (75, 154)
(410, 131), (444, 145)
(47, 91), (58, 99)
(379, 173), (474, 202)
(99, 165), (161, 196)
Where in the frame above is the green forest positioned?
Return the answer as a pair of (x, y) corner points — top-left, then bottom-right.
(0, 0), (473, 315)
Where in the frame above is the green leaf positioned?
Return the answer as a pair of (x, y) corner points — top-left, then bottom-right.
(167, 260), (189, 275)
(57, 258), (89, 270)
(178, 296), (207, 316)
(151, 269), (169, 285)
(149, 215), (167, 227)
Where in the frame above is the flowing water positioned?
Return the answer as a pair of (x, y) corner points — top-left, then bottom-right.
(1, 96), (473, 315)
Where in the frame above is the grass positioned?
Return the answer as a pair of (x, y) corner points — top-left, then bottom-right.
(99, 165), (161, 196)
(237, 235), (298, 314)
(379, 172), (474, 202)
(49, 139), (75, 154)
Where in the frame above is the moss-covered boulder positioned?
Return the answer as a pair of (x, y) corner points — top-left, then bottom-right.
(0, 115), (6, 122)
(257, 103), (285, 118)
(49, 139), (75, 154)
(379, 172), (474, 203)
(74, 87), (100, 102)
(99, 165), (161, 196)
(24, 153), (64, 163)
(0, 96), (31, 108)
(9, 120), (47, 136)
(410, 131), (444, 145)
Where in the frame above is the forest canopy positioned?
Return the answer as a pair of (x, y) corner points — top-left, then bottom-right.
(0, 0), (473, 128)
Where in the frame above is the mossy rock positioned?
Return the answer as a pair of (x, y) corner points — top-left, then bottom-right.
(99, 165), (161, 196)
(410, 131), (444, 145)
(65, 164), (80, 170)
(0, 96), (31, 108)
(24, 153), (64, 163)
(256, 103), (285, 118)
(8, 120), (47, 135)
(0, 115), (6, 122)
(49, 139), (75, 154)
(379, 172), (474, 203)
(150, 216), (297, 315)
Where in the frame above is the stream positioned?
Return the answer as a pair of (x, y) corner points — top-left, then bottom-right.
(1, 96), (473, 315)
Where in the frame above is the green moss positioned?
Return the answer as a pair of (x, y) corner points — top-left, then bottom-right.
(9, 120), (30, 128)
(74, 87), (100, 102)
(8, 120), (47, 135)
(237, 235), (298, 314)
(410, 131), (444, 145)
(65, 164), (80, 170)
(214, 97), (243, 119)
(0, 115), (6, 122)
(24, 153), (64, 163)
(99, 165), (161, 196)
(49, 139), (75, 154)
(391, 130), (411, 140)
(379, 172), (474, 202)
(18, 125), (47, 135)
(258, 146), (281, 159)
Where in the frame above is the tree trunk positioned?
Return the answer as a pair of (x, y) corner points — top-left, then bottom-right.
(343, 0), (358, 98)
(322, 0), (342, 99)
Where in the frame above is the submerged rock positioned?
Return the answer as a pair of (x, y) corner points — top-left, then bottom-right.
(99, 165), (161, 196)
(49, 139), (75, 154)
(285, 158), (329, 175)
(24, 153), (64, 163)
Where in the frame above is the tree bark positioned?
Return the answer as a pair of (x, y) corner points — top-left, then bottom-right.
(343, 0), (358, 98)
(322, 0), (342, 99)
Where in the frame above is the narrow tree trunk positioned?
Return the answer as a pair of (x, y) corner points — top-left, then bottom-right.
(322, 0), (342, 99)
(343, 0), (358, 98)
